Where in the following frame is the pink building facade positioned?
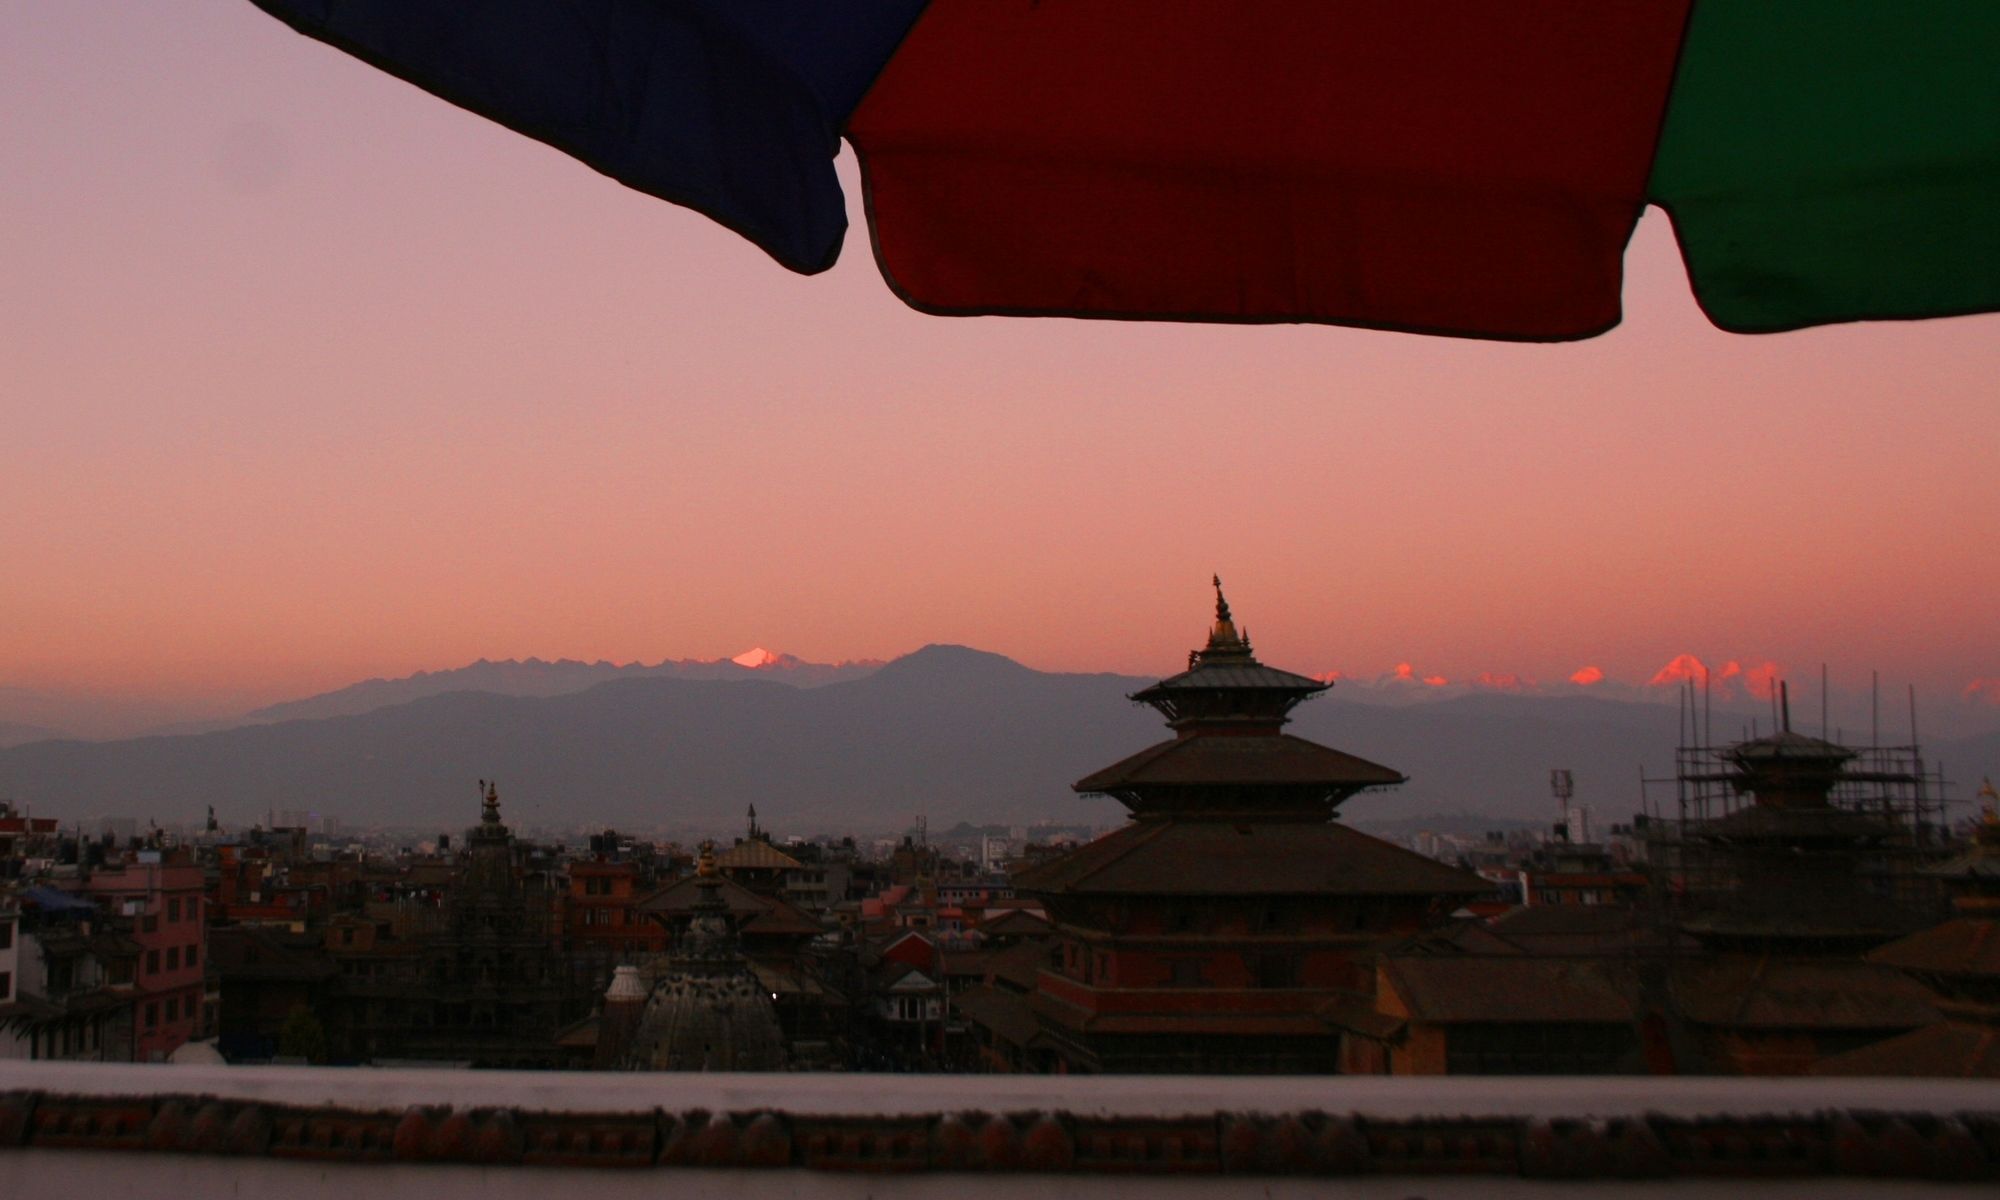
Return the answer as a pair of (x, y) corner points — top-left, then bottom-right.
(79, 856), (207, 1061)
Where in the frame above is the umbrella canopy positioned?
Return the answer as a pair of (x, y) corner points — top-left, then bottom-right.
(245, 1), (1997, 341)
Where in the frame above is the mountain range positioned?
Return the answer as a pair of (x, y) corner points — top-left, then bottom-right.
(242, 649), (882, 724)
(3, 644), (1993, 833)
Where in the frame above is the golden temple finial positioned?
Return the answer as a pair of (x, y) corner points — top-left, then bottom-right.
(696, 840), (718, 878)
(1205, 575), (1247, 656)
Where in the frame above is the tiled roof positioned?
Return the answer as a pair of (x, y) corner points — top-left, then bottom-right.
(1015, 819), (1486, 898)
(1926, 847), (2000, 879)
(740, 897), (826, 938)
(1317, 994), (1407, 1041)
(975, 908), (1051, 937)
(1694, 804), (1892, 845)
(1074, 734), (1404, 793)
(1385, 956), (1639, 1024)
(1670, 958), (1940, 1031)
(1678, 884), (1926, 944)
(1482, 905), (1700, 956)
(1810, 1020), (2000, 1078)
(750, 960), (835, 1000)
(951, 984), (1041, 1047)
(637, 874), (771, 919)
(1132, 662), (1331, 695)
(1724, 729), (1856, 764)
(716, 840), (803, 871)
(1870, 918), (2000, 978)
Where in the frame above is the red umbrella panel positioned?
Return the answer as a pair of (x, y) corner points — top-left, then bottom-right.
(247, 0), (1998, 342)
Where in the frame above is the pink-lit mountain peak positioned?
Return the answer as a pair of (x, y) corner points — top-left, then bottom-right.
(731, 647), (782, 669)
(1646, 653), (1780, 700)
(1963, 678), (2000, 707)
(1382, 663), (1449, 688)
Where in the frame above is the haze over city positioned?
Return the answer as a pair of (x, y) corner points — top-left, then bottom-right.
(6, 3), (1998, 739)
(6, 4), (2000, 1179)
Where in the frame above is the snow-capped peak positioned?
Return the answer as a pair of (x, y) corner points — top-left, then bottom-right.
(731, 647), (781, 669)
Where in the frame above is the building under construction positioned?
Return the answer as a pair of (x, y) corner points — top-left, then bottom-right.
(1639, 679), (1954, 926)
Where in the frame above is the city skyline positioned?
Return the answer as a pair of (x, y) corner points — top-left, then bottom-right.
(6, 4), (1997, 729)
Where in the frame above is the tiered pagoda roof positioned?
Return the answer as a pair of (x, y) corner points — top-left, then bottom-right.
(1019, 817), (1479, 898)
(1021, 581), (1477, 902)
(1675, 689), (1928, 952)
(1071, 578), (1405, 823)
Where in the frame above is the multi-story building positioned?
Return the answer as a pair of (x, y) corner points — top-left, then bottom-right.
(0, 802), (60, 859)
(0, 885), (137, 1062)
(78, 852), (207, 1061)
(564, 858), (665, 995)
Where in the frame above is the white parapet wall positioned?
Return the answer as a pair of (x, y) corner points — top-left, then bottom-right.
(1, 1063), (1996, 1199)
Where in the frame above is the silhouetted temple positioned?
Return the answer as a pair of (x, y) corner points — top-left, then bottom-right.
(1363, 693), (1944, 1076)
(1663, 704), (1938, 1072)
(623, 843), (785, 1071)
(401, 782), (567, 1066)
(1675, 695), (1928, 954)
(999, 581), (1483, 1073)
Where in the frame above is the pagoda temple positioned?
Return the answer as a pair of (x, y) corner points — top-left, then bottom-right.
(401, 782), (567, 1067)
(1008, 581), (1484, 1074)
(625, 842), (786, 1071)
(1674, 686), (1931, 954)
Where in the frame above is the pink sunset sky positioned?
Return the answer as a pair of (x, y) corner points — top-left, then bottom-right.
(4, 4), (1998, 734)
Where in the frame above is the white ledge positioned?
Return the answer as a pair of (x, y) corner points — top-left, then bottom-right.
(4, 1061), (1995, 1120)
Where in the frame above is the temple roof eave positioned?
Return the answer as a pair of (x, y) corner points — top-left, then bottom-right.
(1072, 733), (1406, 796)
(1130, 663), (1332, 700)
(1015, 819), (1487, 898)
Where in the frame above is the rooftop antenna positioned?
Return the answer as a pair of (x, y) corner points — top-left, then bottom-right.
(1780, 680), (1792, 733)
(1871, 670), (1880, 748)
(1551, 769), (1574, 840)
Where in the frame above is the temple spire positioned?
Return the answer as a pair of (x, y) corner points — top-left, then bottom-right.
(1204, 575), (1250, 660)
(675, 840), (747, 971)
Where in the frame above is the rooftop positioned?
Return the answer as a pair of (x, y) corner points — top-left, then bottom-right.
(1015, 819), (1485, 897)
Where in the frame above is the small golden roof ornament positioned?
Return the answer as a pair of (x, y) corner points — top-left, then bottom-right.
(1204, 574), (1251, 658)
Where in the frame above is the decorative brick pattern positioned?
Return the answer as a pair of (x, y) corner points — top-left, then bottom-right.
(0, 1090), (1992, 1181)
(793, 1114), (931, 1171)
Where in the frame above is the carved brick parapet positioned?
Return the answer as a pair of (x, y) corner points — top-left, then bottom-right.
(0, 1090), (1993, 1181)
